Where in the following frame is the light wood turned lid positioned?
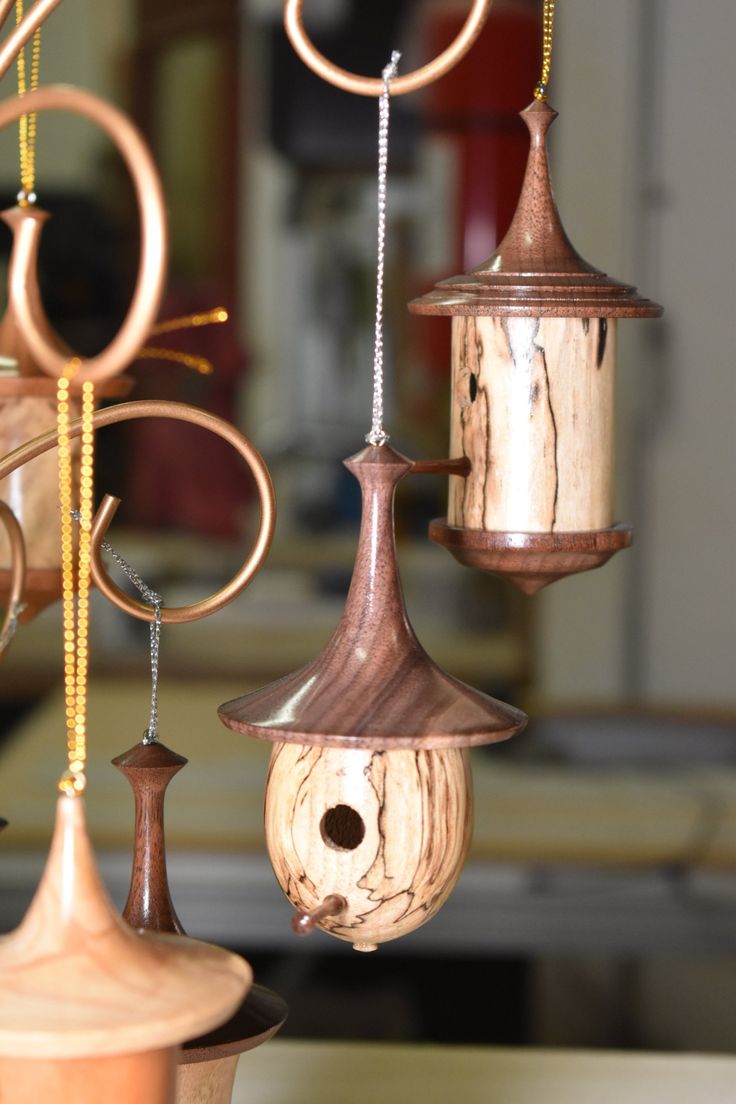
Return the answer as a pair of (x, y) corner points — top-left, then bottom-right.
(219, 444), (527, 749)
(0, 795), (252, 1059)
(410, 100), (663, 319)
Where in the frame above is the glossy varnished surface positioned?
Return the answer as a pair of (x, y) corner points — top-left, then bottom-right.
(0, 795), (250, 1059)
(114, 740), (188, 934)
(430, 522), (633, 594)
(265, 744), (473, 949)
(113, 738), (287, 1088)
(220, 445), (526, 749)
(411, 100), (663, 318)
(446, 315), (616, 535)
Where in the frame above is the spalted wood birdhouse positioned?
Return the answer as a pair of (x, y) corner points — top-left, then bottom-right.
(410, 99), (663, 593)
(220, 445), (526, 951)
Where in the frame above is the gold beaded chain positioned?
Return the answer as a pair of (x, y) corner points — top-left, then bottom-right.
(15, 0), (41, 205)
(533, 0), (555, 102)
(57, 363), (95, 797)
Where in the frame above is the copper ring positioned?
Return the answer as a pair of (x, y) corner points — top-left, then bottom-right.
(0, 500), (26, 651)
(0, 401), (276, 624)
(284, 0), (494, 97)
(0, 0), (63, 82)
(0, 85), (166, 384)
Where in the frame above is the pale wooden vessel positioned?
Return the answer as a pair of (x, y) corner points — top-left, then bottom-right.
(220, 445), (525, 949)
(410, 99), (662, 592)
(265, 743), (472, 951)
(0, 794), (251, 1104)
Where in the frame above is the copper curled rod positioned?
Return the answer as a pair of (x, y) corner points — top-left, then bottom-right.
(0, 500), (26, 655)
(0, 400), (276, 625)
(0, 0), (62, 83)
(292, 894), (347, 936)
(284, 0), (494, 97)
(0, 84), (166, 384)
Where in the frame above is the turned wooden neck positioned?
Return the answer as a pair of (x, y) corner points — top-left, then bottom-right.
(113, 740), (188, 934)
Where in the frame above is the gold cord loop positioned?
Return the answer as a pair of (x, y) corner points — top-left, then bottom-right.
(284, 0), (494, 97)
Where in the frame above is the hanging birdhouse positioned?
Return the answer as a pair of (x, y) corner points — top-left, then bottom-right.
(0, 795), (250, 1104)
(0, 204), (131, 620)
(409, 99), (663, 593)
(220, 445), (526, 952)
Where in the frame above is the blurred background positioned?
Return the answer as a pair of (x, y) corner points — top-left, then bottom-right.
(0, 0), (734, 1057)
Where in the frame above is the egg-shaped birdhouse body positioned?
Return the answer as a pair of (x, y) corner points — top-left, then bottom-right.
(410, 100), (662, 593)
(265, 743), (472, 951)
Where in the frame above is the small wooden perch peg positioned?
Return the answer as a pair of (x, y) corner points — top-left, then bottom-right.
(292, 894), (347, 936)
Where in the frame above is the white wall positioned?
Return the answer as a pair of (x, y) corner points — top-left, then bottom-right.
(535, 0), (736, 708)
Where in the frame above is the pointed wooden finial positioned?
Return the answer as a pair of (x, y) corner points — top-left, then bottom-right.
(410, 100), (662, 319)
(0, 795), (250, 1062)
(219, 444), (526, 750)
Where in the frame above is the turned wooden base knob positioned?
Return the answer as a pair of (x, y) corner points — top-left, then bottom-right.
(429, 520), (633, 594)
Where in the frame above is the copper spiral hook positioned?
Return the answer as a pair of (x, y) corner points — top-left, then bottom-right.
(0, 400), (275, 624)
(284, 0), (494, 97)
(0, 500), (26, 655)
(0, 84), (166, 384)
(0, 0), (62, 83)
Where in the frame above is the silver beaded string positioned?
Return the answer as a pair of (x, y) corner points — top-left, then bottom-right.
(366, 50), (400, 448)
(71, 511), (162, 743)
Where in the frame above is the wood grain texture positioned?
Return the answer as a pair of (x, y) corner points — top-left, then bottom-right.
(112, 739), (287, 1103)
(177, 1056), (238, 1104)
(219, 444), (526, 750)
(448, 315), (615, 533)
(113, 740), (188, 935)
(410, 100), (662, 319)
(429, 521), (633, 594)
(264, 743), (472, 949)
(0, 795), (251, 1060)
(0, 1049), (175, 1104)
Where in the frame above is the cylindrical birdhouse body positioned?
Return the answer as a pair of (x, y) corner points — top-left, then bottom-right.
(448, 314), (615, 533)
(265, 743), (472, 951)
(410, 99), (662, 592)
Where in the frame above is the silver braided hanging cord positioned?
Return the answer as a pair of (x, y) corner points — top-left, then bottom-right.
(71, 511), (162, 743)
(366, 50), (400, 448)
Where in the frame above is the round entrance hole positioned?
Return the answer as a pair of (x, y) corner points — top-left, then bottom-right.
(320, 804), (365, 851)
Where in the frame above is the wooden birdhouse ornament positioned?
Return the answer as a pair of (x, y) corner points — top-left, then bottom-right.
(0, 794), (251, 1104)
(410, 96), (663, 592)
(220, 444), (526, 952)
(114, 739), (287, 1104)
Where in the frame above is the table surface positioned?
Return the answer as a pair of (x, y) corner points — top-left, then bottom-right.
(2, 678), (736, 870)
(231, 1040), (736, 1104)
